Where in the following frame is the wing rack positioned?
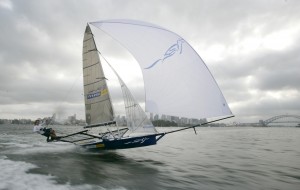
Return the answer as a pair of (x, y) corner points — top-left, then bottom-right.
(56, 128), (129, 143)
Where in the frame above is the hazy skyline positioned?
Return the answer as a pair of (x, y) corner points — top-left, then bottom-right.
(0, 0), (299, 123)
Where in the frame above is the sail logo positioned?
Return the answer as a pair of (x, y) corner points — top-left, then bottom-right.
(124, 137), (149, 145)
(101, 88), (108, 96)
(87, 87), (108, 100)
(87, 91), (100, 99)
(145, 38), (185, 69)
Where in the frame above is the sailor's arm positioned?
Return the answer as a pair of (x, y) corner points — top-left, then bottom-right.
(40, 120), (46, 126)
(33, 125), (46, 134)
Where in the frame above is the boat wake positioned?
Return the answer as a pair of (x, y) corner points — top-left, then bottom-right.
(0, 156), (115, 190)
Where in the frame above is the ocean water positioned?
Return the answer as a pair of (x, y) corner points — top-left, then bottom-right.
(0, 125), (299, 190)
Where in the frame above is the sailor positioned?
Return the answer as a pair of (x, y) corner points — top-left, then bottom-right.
(33, 119), (58, 142)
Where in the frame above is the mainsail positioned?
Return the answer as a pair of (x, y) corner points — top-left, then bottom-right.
(82, 25), (114, 125)
(90, 20), (232, 119)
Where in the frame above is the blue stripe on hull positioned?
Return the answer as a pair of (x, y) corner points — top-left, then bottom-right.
(82, 134), (157, 150)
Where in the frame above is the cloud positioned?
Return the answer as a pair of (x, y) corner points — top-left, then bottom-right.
(0, 0), (13, 10)
(0, 0), (299, 123)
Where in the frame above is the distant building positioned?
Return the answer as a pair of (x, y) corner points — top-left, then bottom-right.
(180, 117), (188, 125)
(0, 119), (11, 124)
(150, 113), (154, 121)
(171, 116), (179, 123)
(189, 118), (200, 125)
(200, 118), (207, 124)
(67, 114), (76, 125)
(166, 115), (171, 121)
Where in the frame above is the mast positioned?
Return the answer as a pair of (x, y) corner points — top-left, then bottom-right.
(82, 24), (114, 125)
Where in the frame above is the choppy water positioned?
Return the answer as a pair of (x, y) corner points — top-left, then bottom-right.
(0, 125), (299, 190)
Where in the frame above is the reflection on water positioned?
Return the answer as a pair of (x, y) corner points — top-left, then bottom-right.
(24, 151), (163, 189)
(0, 125), (300, 190)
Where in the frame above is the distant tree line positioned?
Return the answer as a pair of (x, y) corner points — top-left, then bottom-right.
(0, 119), (32, 125)
(152, 120), (178, 127)
(0, 118), (86, 126)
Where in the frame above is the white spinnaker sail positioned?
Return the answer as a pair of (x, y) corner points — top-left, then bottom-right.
(90, 20), (232, 119)
(82, 25), (114, 125)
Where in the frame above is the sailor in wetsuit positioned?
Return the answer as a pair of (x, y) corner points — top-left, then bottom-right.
(33, 119), (58, 142)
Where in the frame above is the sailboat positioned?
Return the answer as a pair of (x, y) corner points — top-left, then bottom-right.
(57, 19), (233, 150)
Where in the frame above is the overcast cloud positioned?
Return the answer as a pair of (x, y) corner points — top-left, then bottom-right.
(0, 0), (299, 123)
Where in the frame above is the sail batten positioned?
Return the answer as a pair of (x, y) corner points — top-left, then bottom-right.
(85, 98), (110, 105)
(83, 62), (100, 69)
(84, 80), (105, 87)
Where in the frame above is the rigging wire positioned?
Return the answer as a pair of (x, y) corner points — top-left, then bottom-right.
(61, 73), (83, 103)
(98, 50), (157, 135)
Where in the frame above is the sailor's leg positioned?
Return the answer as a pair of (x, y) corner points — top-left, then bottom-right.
(50, 129), (60, 140)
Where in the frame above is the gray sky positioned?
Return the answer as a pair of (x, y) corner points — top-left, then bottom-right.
(0, 0), (299, 123)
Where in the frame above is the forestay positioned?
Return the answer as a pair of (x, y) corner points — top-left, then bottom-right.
(90, 20), (232, 119)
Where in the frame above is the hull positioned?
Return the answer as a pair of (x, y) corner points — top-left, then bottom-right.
(81, 134), (158, 150)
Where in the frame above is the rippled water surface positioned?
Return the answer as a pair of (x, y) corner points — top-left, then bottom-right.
(0, 125), (299, 190)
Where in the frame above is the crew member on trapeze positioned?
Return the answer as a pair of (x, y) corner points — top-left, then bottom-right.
(33, 119), (59, 142)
